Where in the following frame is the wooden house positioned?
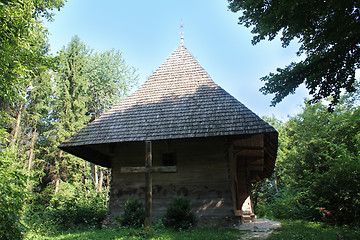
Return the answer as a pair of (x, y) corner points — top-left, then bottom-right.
(59, 42), (278, 225)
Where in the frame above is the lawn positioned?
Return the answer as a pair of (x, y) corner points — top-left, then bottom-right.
(268, 220), (360, 240)
(24, 220), (360, 240)
(25, 227), (243, 240)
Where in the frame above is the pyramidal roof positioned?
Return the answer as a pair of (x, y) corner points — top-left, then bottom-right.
(59, 44), (276, 150)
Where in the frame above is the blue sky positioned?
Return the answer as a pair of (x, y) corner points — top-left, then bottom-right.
(45, 0), (309, 121)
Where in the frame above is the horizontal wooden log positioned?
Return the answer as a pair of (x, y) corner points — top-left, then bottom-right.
(120, 166), (177, 173)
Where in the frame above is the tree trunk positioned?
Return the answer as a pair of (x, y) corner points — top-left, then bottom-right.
(55, 178), (61, 194)
(55, 150), (63, 194)
(98, 168), (104, 192)
(10, 102), (24, 147)
(83, 162), (89, 185)
(28, 127), (37, 171)
(274, 174), (279, 193)
(106, 169), (111, 191)
(94, 164), (99, 192)
(91, 163), (99, 192)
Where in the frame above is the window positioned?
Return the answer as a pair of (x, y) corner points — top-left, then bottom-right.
(162, 152), (176, 166)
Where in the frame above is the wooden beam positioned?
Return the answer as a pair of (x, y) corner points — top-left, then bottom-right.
(120, 166), (177, 173)
(144, 141), (152, 229)
(233, 146), (264, 151)
(120, 141), (178, 229)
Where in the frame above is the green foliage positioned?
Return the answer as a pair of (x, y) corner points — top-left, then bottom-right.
(267, 220), (360, 240)
(228, 0), (360, 107)
(0, 32), (137, 237)
(118, 198), (145, 228)
(1, 2), (138, 238)
(0, 0), (65, 104)
(0, 145), (28, 239)
(87, 49), (138, 117)
(26, 182), (108, 233)
(164, 196), (196, 230)
(256, 96), (360, 226)
(311, 153), (360, 226)
(267, 190), (311, 220)
(49, 182), (108, 229)
(43, 35), (138, 188)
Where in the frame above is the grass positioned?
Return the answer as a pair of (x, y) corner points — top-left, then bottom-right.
(267, 220), (360, 240)
(24, 220), (360, 240)
(25, 227), (243, 240)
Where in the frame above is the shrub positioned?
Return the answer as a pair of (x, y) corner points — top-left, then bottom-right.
(27, 182), (108, 232)
(310, 154), (360, 226)
(0, 147), (28, 240)
(119, 198), (145, 228)
(164, 196), (196, 230)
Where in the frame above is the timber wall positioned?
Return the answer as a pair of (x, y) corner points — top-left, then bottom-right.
(109, 136), (234, 220)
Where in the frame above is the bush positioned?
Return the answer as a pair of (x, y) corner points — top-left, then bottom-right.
(26, 182), (108, 232)
(309, 154), (360, 226)
(164, 196), (196, 230)
(0, 147), (28, 240)
(118, 198), (145, 228)
(269, 191), (312, 220)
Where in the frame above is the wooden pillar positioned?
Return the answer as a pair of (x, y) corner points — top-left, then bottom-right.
(144, 141), (152, 229)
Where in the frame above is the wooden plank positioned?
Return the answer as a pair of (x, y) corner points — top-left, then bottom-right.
(121, 167), (147, 173)
(232, 134), (264, 148)
(120, 166), (177, 173)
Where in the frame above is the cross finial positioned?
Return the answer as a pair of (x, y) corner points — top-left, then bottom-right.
(179, 22), (184, 45)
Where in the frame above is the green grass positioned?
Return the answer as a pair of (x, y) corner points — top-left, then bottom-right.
(25, 220), (360, 240)
(267, 220), (360, 240)
(25, 227), (243, 240)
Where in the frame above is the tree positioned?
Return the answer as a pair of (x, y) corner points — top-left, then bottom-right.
(0, 2), (65, 238)
(88, 49), (138, 119)
(228, 0), (360, 107)
(47, 36), (92, 192)
(256, 92), (360, 225)
(87, 49), (138, 192)
(0, 0), (65, 104)
(45, 36), (139, 193)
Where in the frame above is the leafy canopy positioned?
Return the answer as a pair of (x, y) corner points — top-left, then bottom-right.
(0, 0), (65, 103)
(228, 0), (360, 107)
(254, 91), (360, 225)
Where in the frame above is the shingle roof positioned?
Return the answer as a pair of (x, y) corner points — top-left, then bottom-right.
(59, 44), (276, 150)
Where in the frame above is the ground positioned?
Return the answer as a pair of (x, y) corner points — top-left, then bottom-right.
(237, 219), (281, 239)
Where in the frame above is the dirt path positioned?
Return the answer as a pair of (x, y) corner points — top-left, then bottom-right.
(236, 219), (281, 239)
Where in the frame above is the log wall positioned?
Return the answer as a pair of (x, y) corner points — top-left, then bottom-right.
(109, 136), (234, 220)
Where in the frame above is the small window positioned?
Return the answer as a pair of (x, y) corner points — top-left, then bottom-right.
(162, 152), (176, 166)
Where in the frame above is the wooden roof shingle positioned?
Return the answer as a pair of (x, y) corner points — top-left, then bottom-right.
(59, 44), (277, 169)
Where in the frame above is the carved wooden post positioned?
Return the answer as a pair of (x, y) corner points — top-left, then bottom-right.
(144, 141), (152, 229)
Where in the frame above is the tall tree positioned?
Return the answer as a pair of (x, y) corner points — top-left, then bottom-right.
(45, 36), (139, 193)
(48, 36), (92, 192)
(25, 70), (54, 173)
(228, 0), (360, 107)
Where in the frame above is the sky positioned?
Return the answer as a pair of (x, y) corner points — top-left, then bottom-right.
(45, 0), (309, 121)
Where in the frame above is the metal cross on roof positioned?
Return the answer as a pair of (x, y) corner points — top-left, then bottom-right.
(179, 22), (184, 45)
